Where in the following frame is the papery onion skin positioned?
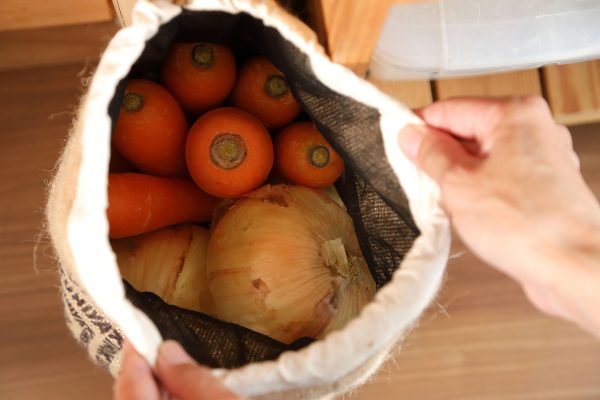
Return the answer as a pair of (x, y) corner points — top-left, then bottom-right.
(112, 223), (215, 315)
(207, 184), (375, 344)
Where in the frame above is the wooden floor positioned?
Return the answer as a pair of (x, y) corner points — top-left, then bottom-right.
(1, 24), (600, 400)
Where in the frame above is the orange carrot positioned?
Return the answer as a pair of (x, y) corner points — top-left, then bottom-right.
(107, 173), (220, 238)
(161, 43), (237, 116)
(275, 122), (344, 189)
(113, 79), (188, 177)
(186, 107), (273, 199)
(109, 143), (137, 173)
(230, 56), (301, 129)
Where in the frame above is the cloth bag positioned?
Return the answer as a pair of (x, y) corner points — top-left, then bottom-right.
(46, 0), (451, 398)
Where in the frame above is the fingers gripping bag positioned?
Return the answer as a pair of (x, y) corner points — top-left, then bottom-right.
(45, 0), (451, 398)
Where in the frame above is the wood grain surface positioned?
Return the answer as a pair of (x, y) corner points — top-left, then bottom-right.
(0, 0), (113, 31)
(111, 0), (137, 27)
(0, 22), (118, 71)
(1, 24), (599, 400)
(543, 61), (600, 127)
(306, 0), (395, 75)
(435, 70), (543, 100)
(368, 77), (433, 109)
(0, 64), (114, 400)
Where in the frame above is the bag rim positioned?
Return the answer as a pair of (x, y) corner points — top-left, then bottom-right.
(65, 0), (450, 396)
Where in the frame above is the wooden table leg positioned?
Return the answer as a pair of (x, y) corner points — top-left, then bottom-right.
(306, 0), (396, 76)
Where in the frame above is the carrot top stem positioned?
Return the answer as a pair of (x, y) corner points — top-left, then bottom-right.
(307, 144), (330, 168)
(210, 133), (247, 169)
(264, 74), (289, 98)
(190, 44), (215, 69)
(122, 92), (144, 112)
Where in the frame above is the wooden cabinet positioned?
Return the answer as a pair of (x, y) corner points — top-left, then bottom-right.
(0, 0), (113, 31)
(543, 61), (600, 126)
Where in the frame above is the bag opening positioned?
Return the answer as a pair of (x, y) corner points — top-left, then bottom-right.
(107, 8), (420, 369)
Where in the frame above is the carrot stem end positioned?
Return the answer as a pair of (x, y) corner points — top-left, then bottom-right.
(210, 134), (247, 170)
(307, 144), (330, 168)
(190, 44), (215, 69)
(264, 75), (289, 98)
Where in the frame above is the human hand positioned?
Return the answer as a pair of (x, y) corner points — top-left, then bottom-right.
(399, 96), (600, 337)
(114, 339), (242, 400)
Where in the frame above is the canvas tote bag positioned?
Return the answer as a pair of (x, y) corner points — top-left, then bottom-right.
(46, 0), (451, 398)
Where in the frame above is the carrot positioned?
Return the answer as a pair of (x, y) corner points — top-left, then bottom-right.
(230, 56), (301, 129)
(161, 43), (236, 116)
(185, 107), (273, 199)
(274, 122), (344, 189)
(107, 173), (220, 238)
(113, 79), (188, 177)
(109, 143), (137, 173)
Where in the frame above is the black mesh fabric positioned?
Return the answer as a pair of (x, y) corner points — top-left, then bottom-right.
(124, 282), (313, 368)
(111, 9), (420, 369)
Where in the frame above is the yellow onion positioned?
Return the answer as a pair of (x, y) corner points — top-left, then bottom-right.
(207, 185), (375, 344)
(111, 223), (215, 315)
(322, 185), (346, 209)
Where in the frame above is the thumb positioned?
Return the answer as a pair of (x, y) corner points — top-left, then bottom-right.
(155, 341), (242, 400)
(399, 124), (476, 185)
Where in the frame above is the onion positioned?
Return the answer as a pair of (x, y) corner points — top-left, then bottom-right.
(322, 185), (346, 209)
(112, 223), (215, 315)
(207, 185), (375, 344)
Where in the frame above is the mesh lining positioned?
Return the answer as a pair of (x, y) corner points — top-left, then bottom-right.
(112, 9), (419, 369)
(125, 282), (313, 368)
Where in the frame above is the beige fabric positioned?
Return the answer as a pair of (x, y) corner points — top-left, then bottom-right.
(47, 112), (84, 279)
(45, 0), (451, 398)
(59, 268), (124, 377)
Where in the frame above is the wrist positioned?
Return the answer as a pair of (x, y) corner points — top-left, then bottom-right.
(536, 222), (600, 338)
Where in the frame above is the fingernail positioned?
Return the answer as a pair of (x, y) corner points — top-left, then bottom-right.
(158, 340), (194, 366)
(399, 124), (426, 160)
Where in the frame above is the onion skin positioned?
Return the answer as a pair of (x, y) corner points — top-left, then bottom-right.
(112, 224), (215, 315)
(207, 185), (375, 344)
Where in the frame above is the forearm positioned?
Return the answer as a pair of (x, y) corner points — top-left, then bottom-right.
(525, 224), (600, 339)
(553, 238), (600, 338)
